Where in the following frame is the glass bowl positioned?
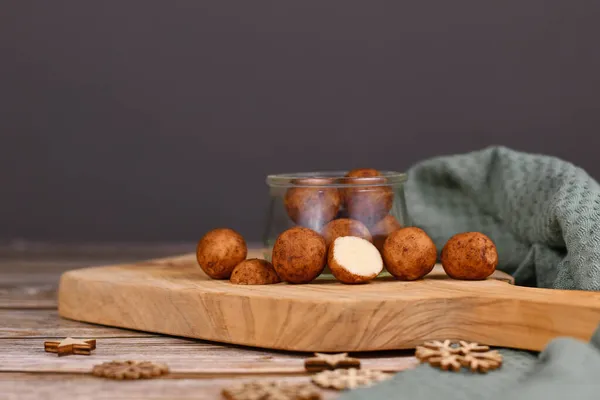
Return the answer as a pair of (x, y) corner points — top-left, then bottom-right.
(262, 171), (409, 263)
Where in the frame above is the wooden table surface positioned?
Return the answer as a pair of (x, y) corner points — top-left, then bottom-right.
(0, 242), (417, 400)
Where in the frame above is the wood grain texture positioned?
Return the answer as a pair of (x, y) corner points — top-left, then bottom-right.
(0, 373), (341, 400)
(0, 243), (414, 400)
(0, 243), (199, 308)
(57, 252), (600, 352)
(0, 338), (416, 373)
(0, 310), (155, 338)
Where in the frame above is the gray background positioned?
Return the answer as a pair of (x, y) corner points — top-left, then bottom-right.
(1, 0), (599, 243)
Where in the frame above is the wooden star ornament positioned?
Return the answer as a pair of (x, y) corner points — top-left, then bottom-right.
(44, 337), (97, 357)
(304, 352), (361, 373)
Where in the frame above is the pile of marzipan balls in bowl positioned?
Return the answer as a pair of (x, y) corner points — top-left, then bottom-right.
(196, 168), (499, 285)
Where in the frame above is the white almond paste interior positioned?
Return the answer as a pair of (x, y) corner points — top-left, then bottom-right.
(332, 236), (383, 276)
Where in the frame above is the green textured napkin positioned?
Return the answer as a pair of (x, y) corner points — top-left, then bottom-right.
(340, 146), (600, 399)
(341, 326), (600, 400)
(405, 145), (600, 290)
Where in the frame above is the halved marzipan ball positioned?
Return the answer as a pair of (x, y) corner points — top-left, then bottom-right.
(196, 228), (248, 279)
(328, 236), (383, 284)
(371, 215), (403, 253)
(230, 259), (281, 285)
(284, 177), (341, 231)
(441, 232), (498, 280)
(382, 227), (437, 280)
(322, 218), (372, 247)
(271, 226), (327, 283)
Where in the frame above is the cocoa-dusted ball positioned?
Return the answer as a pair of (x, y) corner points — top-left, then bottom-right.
(284, 177), (341, 231)
(441, 232), (498, 280)
(346, 168), (381, 179)
(321, 218), (372, 247)
(370, 215), (403, 253)
(230, 259), (281, 285)
(382, 227), (437, 280)
(271, 226), (327, 283)
(346, 186), (393, 226)
(196, 228), (247, 279)
(340, 168), (386, 205)
(340, 169), (393, 226)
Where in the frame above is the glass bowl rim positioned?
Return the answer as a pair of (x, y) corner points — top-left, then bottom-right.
(266, 170), (407, 188)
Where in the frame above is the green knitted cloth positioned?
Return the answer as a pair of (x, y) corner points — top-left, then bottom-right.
(405, 145), (600, 290)
(341, 328), (600, 400)
(339, 146), (600, 399)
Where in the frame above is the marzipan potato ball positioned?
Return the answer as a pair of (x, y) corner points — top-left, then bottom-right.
(284, 177), (341, 231)
(321, 218), (372, 247)
(382, 227), (437, 280)
(340, 168), (386, 205)
(196, 228), (248, 279)
(346, 186), (393, 226)
(346, 168), (381, 178)
(341, 169), (394, 226)
(441, 232), (498, 280)
(230, 259), (281, 285)
(370, 215), (403, 253)
(271, 226), (327, 284)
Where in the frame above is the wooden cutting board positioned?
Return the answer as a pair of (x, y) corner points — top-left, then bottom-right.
(58, 249), (600, 353)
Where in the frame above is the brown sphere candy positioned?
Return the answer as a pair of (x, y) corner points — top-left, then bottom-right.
(346, 186), (393, 226)
(196, 228), (248, 279)
(271, 226), (327, 284)
(382, 227), (437, 280)
(284, 177), (341, 231)
(441, 232), (498, 280)
(370, 215), (403, 253)
(341, 169), (393, 227)
(321, 218), (372, 247)
(339, 168), (384, 205)
(230, 259), (281, 285)
(346, 168), (381, 179)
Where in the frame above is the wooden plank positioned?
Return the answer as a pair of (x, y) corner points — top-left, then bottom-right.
(0, 247), (266, 309)
(0, 373), (341, 400)
(0, 337), (418, 374)
(0, 248), (206, 309)
(0, 282), (57, 309)
(58, 252), (598, 353)
(0, 310), (155, 338)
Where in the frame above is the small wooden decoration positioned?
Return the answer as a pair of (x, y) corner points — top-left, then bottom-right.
(222, 381), (321, 400)
(311, 368), (391, 390)
(44, 337), (96, 357)
(461, 351), (503, 373)
(304, 352), (361, 373)
(415, 340), (503, 373)
(92, 361), (169, 380)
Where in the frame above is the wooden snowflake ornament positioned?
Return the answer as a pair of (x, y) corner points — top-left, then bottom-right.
(457, 341), (490, 354)
(222, 381), (322, 400)
(92, 360), (169, 380)
(427, 353), (463, 372)
(415, 340), (503, 373)
(418, 340), (461, 354)
(311, 368), (391, 390)
(461, 350), (503, 373)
